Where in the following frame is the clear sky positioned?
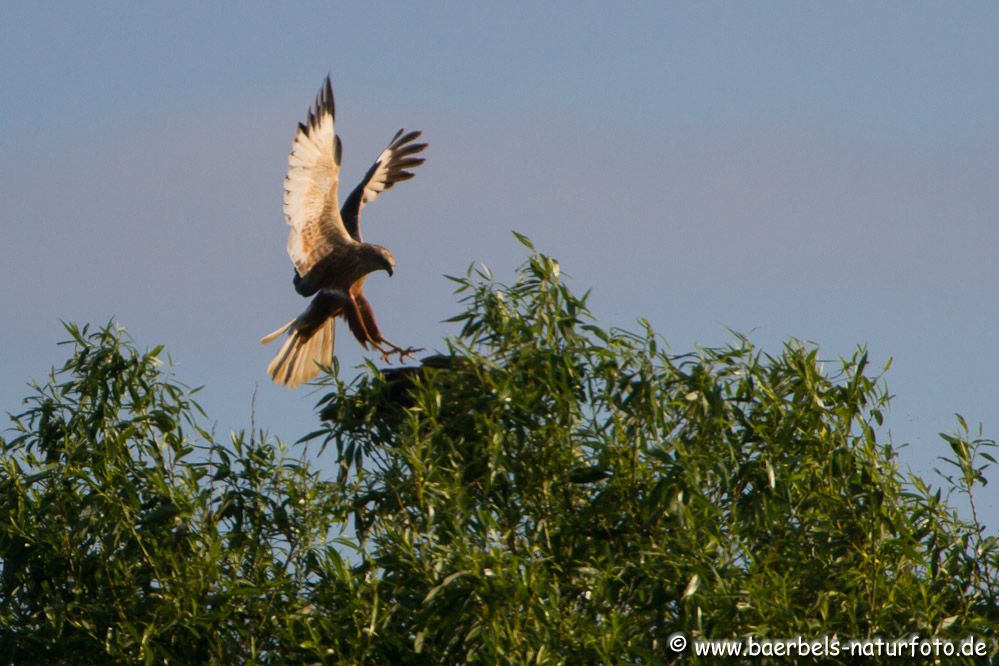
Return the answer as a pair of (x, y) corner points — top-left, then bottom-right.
(2, 3), (997, 528)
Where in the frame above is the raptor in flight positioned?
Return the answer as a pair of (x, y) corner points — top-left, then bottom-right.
(261, 76), (427, 387)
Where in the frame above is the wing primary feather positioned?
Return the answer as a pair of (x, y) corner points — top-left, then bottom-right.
(394, 157), (426, 169)
(392, 144), (428, 159)
(323, 76), (335, 120)
(392, 130), (422, 147)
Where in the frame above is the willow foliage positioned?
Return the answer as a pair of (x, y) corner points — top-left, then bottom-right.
(2, 240), (995, 664)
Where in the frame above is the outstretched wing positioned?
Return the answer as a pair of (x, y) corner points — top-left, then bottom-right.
(284, 76), (352, 277)
(341, 129), (427, 241)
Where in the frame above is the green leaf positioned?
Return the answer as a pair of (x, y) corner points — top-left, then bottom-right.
(511, 230), (535, 250)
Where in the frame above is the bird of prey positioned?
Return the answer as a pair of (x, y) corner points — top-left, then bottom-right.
(261, 76), (427, 387)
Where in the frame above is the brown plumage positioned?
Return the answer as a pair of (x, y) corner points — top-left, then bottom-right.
(261, 76), (427, 387)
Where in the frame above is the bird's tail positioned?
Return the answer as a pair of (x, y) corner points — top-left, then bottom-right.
(260, 317), (335, 388)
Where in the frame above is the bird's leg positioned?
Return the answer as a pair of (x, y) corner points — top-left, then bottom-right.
(371, 338), (423, 363)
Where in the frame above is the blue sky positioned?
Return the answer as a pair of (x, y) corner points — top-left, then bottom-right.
(2, 3), (997, 528)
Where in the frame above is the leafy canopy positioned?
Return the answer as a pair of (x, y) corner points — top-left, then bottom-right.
(2, 239), (996, 664)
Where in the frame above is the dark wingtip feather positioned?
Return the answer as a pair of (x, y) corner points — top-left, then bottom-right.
(393, 143), (427, 159)
(307, 75), (335, 130)
(394, 157), (425, 169)
(394, 130), (422, 147)
(323, 76), (335, 119)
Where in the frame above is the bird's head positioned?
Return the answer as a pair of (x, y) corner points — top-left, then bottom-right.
(364, 243), (395, 277)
